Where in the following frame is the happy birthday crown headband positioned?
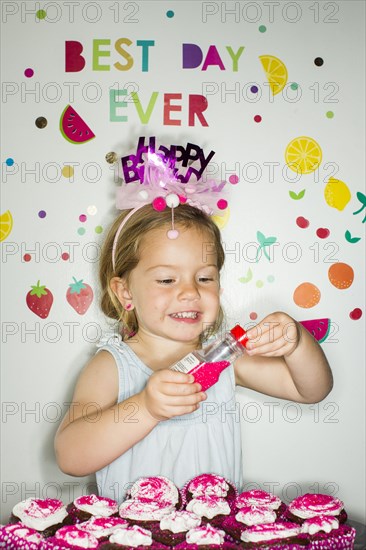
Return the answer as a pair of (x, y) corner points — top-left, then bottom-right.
(111, 137), (229, 271)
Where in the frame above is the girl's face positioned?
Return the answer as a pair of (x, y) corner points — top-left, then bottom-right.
(126, 225), (221, 344)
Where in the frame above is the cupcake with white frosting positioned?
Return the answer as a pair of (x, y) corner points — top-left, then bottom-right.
(151, 510), (201, 547)
(301, 515), (356, 549)
(98, 524), (169, 549)
(38, 524), (100, 549)
(182, 474), (237, 507)
(66, 494), (119, 524)
(175, 522), (237, 549)
(286, 494), (348, 525)
(9, 498), (69, 537)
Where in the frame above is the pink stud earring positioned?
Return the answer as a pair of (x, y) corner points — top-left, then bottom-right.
(125, 303), (132, 311)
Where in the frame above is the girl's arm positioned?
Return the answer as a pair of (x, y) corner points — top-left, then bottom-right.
(234, 312), (333, 404)
(55, 351), (204, 476)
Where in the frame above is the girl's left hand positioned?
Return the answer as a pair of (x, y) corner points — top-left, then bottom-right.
(245, 311), (301, 358)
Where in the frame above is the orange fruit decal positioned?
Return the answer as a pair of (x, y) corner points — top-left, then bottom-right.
(328, 263), (354, 289)
(293, 282), (321, 308)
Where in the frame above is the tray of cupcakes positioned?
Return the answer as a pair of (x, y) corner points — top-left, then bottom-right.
(0, 474), (358, 549)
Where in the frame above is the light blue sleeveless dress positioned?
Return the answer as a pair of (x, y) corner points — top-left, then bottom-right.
(95, 333), (243, 503)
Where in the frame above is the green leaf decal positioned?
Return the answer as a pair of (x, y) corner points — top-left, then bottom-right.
(289, 189), (306, 200)
(345, 230), (361, 244)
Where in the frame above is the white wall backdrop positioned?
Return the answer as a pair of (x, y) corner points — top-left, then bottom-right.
(1, 0), (365, 523)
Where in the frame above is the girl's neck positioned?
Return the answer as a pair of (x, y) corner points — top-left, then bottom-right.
(125, 330), (199, 371)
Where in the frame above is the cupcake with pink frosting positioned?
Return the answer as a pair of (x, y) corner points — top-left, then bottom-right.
(182, 474), (237, 507)
(222, 504), (277, 541)
(76, 516), (129, 543)
(301, 515), (356, 549)
(127, 476), (182, 509)
(9, 498), (69, 537)
(285, 494), (348, 525)
(151, 510), (201, 547)
(65, 494), (119, 524)
(36, 524), (100, 549)
(239, 521), (310, 549)
(0, 523), (44, 549)
(185, 495), (231, 528)
(118, 476), (182, 530)
(175, 522), (237, 549)
(98, 524), (169, 549)
(234, 489), (287, 518)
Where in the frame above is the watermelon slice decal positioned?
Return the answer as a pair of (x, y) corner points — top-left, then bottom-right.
(299, 318), (331, 343)
(60, 105), (95, 144)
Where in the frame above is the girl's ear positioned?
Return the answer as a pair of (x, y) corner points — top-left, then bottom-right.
(110, 277), (133, 309)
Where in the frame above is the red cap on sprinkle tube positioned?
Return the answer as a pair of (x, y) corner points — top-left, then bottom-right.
(230, 324), (249, 347)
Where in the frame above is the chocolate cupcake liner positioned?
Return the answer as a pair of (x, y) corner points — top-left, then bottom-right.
(0, 530), (43, 549)
(150, 527), (187, 547)
(306, 523), (356, 549)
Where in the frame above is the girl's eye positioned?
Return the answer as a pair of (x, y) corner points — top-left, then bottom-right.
(199, 277), (214, 282)
(157, 279), (175, 284)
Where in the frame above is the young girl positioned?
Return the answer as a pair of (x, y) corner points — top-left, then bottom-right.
(54, 149), (333, 503)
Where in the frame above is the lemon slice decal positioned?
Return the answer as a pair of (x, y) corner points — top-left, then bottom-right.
(0, 210), (13, 242)
(285, 136), (322, 175)
(324, 177), (351, 211)
(259, 55), (288, 96)
(212, 207), (230, 229)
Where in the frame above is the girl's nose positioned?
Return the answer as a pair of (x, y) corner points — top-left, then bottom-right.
(178, 282), (200, 301)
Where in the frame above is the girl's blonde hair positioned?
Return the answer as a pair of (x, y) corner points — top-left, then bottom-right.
(99, 203), (225, 340)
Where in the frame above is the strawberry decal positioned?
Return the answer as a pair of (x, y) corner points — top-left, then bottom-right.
(26, 280), (53, 318)
(66, 277), (93, 315)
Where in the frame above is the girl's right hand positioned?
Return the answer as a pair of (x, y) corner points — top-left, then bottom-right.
(141, 370), (206, 421)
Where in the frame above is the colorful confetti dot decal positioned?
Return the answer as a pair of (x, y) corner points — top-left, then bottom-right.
(229, 175), (239, 184)
(254, 115), (262, 123)
(324, 178), (351, 211)
(250, 85), (259, 94)
(256, 280), (264, 288)
(0, 210), (13, 242)
(249, 312), (258, 320)
(267, 275), (275, 283)
(105, 152), (118, 164)
(328, 263), (354, 289)
(290, 83), (299, 90)
(62, 166), (74, 178)
(259, 55), (288, 96)
(62, 252), (70, 261)
(95, 226), (103, 234)
(6, 158), (14, 166)
(258, 25), (267, 33)
(326, 111), (334, 119)
(314, 57), (324, 66)
(293, 282), (321, 308)
(296, 216), (309, 229)
(38, 210), (46, 219)
(166, 10), (174, 18)
(78, 228), (86, 236)
(349, 308), (362, 320)
(35, 117), (47, 129)
(79, 214), (87, 223)
(36, 9), (47, 19)
(24, 68), (34, 78)
(23, 254), (32, 262)
(316, 228), (330, 239)
(285, 136), (322, 175)
(87, 205), (98, 215)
